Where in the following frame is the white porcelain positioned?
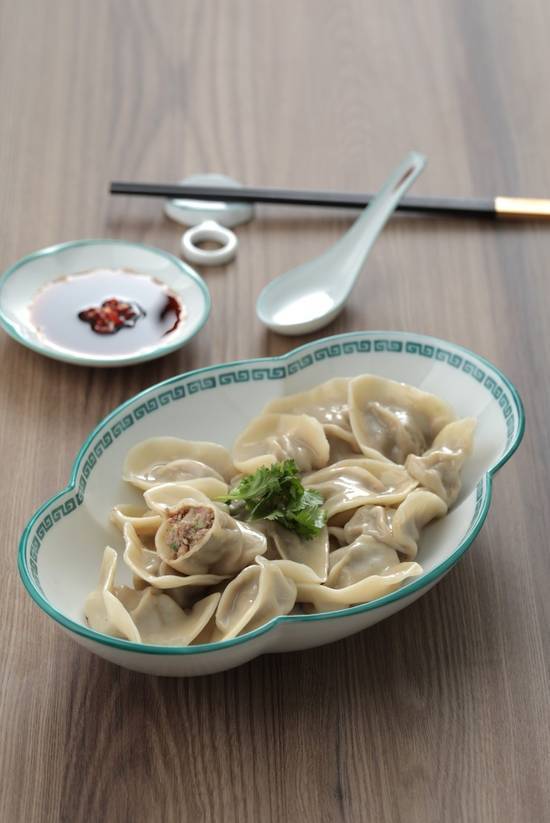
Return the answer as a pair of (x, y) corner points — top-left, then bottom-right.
(0, 239), (211, 367)
(181, 220), (238, 266)
(256, 152), (426, 335)
(18, 331), (524, 676)
(164, 173), (254, 228)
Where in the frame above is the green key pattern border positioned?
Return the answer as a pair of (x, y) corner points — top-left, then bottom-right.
(26, 337), (517, 590)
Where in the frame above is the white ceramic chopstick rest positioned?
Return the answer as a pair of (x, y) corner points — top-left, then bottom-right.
(165, 173), (253, 267)
(181, 220), (238, 265)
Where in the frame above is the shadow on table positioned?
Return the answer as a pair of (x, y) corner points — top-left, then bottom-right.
(81, 529), (497, 721)
(25, 532), (502, 818)
(106, 206), (540, 239)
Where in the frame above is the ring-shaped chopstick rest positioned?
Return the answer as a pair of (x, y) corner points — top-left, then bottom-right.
(181, 220), (238, 266)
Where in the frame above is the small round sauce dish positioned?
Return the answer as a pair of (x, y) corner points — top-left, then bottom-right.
(0, 239), (211, 366)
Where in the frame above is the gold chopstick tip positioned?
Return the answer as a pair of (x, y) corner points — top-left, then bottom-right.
(495, 196), (550, 218)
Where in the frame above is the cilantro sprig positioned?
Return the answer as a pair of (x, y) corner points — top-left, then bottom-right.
(221, 459), (326, 539)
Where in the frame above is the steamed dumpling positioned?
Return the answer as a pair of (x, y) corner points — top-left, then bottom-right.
(304, 458), (417, 521)
(326, 537), (418, 588)
(214, 556), (297, 639)
(266, 522), (329, 581)
(349, 375), (455, 463)
(155, 499), (267, 575)
(344, 505), (395, 545)
(405, 418), (476, 506)
(232, 413), (330, 474)
(143, 480), (229, 513)
(114, 588), (220, 645)
(263, 378), (351, 429)
(84, 546), (220, 645)
(390, 490), (448, 557)
(296, 561), (423, 611)
(263, 378), (360, 461)
(110, 504), (161, 537)
(258, 557), (326, 584)
(123, 437), (236, 490)
(84, 546), (131, 637)
(324, 428), (362, 462)
(327, 526), (347, 547)
(343, 490), (448, 559)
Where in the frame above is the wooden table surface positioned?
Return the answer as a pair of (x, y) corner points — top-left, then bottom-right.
(1, 1), (549, 821)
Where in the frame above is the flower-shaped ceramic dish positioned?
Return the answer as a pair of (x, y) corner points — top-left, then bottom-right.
(0, 239), (210, 366)
(18, 331), (524, 676)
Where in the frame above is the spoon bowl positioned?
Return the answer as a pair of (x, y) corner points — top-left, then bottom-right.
(256, 151), (426, 335)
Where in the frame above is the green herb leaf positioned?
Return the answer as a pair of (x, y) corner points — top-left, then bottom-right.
(221, 459), (326, 539)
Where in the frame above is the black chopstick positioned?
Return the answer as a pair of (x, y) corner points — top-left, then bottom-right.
(110, 181), (550, 220)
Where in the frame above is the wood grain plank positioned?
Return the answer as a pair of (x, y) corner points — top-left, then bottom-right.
(1, 1), (549, 821)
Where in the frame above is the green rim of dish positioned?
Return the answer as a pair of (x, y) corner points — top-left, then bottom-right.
(0, 238), (211, 366)
(18, 331), (525, 656)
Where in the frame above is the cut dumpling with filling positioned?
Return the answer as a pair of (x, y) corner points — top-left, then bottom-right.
(123, 522), (228, 589)
(304, 458), (417, 522)
(232, 413), (330, 474)
(214, 556), (297, 640)
(327, 536), (419, 588)
(348, 375), (456, 463)
(343, 490), (448, 559)
(405, 418), (476, 506)
(263, 378), (360, 462)
(296, 562), (423, 611)
(123, 437), (236, 490)
(266, 521), (329, 581)
(155, 499), (267, 575)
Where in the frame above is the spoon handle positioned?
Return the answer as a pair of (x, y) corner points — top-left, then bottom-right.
(325, 152), (426, 284)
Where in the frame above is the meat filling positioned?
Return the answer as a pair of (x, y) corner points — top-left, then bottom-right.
(165, 505), (215, 556)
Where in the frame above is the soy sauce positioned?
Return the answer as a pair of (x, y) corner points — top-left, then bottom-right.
(31, 268), (185, 357)
(78, 297), (146, 335)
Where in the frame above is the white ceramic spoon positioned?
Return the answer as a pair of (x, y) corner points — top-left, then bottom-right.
(256, 151), (426, 335)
